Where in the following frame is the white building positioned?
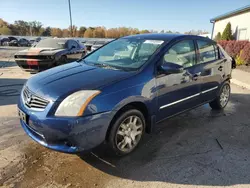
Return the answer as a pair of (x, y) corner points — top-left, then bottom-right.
(210, 5), (250, 40)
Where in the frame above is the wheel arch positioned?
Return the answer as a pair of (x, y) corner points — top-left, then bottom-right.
(105, 100), (153, 141)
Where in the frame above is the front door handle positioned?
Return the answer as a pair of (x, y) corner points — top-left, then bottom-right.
(218, 66), (223, 71)
(193, 72), (201, 81)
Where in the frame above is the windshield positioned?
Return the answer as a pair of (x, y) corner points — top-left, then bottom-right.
(35, 39), (66, 49)
(83, 38), (164, 70)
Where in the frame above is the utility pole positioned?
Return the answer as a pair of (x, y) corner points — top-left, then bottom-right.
(68, 0), (73, 37)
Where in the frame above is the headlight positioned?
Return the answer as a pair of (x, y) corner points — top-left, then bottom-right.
(47, 55), (54, 59)
(55, 90), (101, 117)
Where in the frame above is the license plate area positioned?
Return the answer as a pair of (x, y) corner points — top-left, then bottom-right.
(18, 108), (29, 124)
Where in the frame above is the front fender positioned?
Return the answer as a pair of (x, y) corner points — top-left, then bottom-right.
(83, 81), (157, 117)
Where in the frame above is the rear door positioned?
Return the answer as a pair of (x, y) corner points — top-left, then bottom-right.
(195, 39), (224, 103)
(156, 39), (202, 122)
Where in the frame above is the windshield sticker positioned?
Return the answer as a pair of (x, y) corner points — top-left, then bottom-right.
(144, 40), (164, 45)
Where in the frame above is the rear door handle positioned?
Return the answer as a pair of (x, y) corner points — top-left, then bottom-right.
(193, 72), (201, 80)
(218, 66), (223, 71)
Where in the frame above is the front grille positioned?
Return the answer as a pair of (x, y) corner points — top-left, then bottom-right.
(23, 87), (49, 110)
(15, 55), (53, 60)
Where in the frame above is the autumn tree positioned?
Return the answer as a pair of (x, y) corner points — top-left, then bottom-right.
(93, 27), (106, 38)
(51, 28), (63, 37)
(62, 29), (69, 37)
(13, 20), (29, 35)
(0, 18), (159, 38)
(68, 25), (78, 37)
(78, 26), (87, 37)
(0, 26), (11, 35)
(105, 28), (119, 38)
(0, 19), (8, 27)
(129, 28), (140, 35)
(34, 21), (43, 35)
(140, 29), (150, 34)
(84, 28), (94, 38)
(29, 21), (43, 36)
(41, 27), (51, 36)
(0, 19), (11, 34)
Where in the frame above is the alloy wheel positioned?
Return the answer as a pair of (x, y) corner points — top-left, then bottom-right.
(220, 84), (230, 107)
(115, 115), (143, 153)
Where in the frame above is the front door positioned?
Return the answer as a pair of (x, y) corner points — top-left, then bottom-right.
(156, 39), (201, 122)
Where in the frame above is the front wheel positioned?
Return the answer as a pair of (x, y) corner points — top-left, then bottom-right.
(209, 82), (230, 110)
(108, 109), (145, 156)
(57, 55), (67, 66)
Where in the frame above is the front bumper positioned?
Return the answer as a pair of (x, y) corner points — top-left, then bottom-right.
(15, 59), (55, 71)
(18, 101), (112, 153)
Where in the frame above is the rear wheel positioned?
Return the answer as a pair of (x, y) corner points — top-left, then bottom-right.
(108, 109), (145, 156)
(209, 82), (230, 110)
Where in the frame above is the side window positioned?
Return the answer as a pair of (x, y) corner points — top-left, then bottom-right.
(214, 45), (219, 59)
(67, 41), (72, 49)
(71, 41), (78, 49)
(218, 46), (225, 59)
(163, 40), (196, 68)
(197, 40), (216, 64)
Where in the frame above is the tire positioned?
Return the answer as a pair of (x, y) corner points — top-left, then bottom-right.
(58, 55), (67, 65)
(209, 82), (230, 110)
(108, 109), (145, 156)
(81, 52), (86, 58)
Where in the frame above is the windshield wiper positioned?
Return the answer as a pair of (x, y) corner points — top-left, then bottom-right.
(94, 63), (119, 70)
(77, 60), (134, 71)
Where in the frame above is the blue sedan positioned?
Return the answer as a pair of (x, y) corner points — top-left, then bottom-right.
(18, 33), (233, 156)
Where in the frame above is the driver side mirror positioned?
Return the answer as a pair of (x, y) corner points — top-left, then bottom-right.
(159, 62), (184, 75)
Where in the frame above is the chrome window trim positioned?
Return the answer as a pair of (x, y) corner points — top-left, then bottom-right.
(160, 86), (218, 110)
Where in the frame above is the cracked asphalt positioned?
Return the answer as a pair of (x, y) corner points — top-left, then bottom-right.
(1, 60), (250, 188)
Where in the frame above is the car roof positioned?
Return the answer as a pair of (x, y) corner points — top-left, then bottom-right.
(122, 33), (215, 43)
(123, 33), (185, 41)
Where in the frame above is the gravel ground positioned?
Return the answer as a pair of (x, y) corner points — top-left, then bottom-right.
(1, 57), (250, 187)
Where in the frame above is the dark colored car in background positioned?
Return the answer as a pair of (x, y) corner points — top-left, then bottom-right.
(8, 36), (18, 42)
(18, 38), (31, 46)
(15, 38), (87, 72)
(91, 40), (107, 51)
(0, 37), (10, 46)
(8, 39), (19, 46)
(18, 34), (233, 156)
(8, 38), (30, 47)
(29, 37), (42, 46)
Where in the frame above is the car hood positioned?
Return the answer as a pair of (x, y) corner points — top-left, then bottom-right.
(26, 62), (134, 101)
(16, 47), (64, 55)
